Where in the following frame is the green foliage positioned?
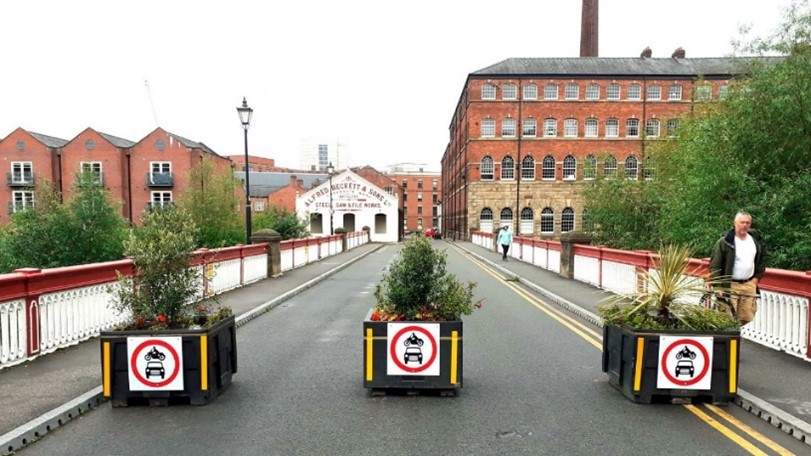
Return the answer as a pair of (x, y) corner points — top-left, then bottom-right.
(0, 173), (126, 273)
(373, 236), (481, 321)
(597, 244), (739, 331)
(111, 207), (203, 328)
(583, 2), (811, 270)
(252, 206), (309, 240)
(178, 157), (244, 248)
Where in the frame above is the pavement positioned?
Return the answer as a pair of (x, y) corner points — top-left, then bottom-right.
(1, 240), (809, 453)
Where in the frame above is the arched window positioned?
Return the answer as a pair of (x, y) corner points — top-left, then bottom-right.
(544, 83), (558, 100)
(565, 83), (579, 100)
(500, 208), (513, 231)
(605, 118), (619, 137)
(520, 207), (534, 235)
(564, 118), (578, 137)
(584, 155), (597, 180)
(626, 119), (640, 137)
(563, 155), (577, 180)
(522, 118), (537, 137)
(605, 155), (618, 177)
(501, 156), (515, 180)
(502, 83), (517, 100)
(628, 84), (641, 100)
(523, 84), (538, 100)
(480, 207), (494, 232)
(482, 84), (496, 100)
(481, 156), (494, 180)
(625, 156), (638, 179)
(543, 118), (557, 137)
(540, 208), (555, 234)
(582, 208), (594, 232)
(542, 155), (556, 180)
(521, 156), (535, 180)
(585, 118), (598, 137)
(561, 207), (575, 232)
(586, 84), (600, 100)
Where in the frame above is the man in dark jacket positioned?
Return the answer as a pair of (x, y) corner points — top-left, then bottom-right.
(709, 211), (766, 324)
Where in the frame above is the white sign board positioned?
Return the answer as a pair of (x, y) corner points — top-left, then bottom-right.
(127, 337), (184, 391)
(657, 336), (714, 390)
(386, 323), (440, 376)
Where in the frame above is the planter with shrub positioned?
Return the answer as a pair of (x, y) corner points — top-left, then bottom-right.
(598, 245), (741, 404)
(363, 235), (481, 396)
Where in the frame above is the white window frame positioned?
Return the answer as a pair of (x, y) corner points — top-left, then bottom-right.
(563, 156), (577, 180)
(544, 83), (559, 100)
(522, 118), (537, 137)
(585, 84), (600, 100)
(697, 85), (712, 101)
(584, 155), (597, 180)
(584, 118), (598, 138)
(80, 161), (103, 185)
(150, 191), (173, 208)
(561, 208), (575, 233)
(563, 118), (578, 137)
(625, 156), (639, 180)
(543, 118), (557, 137)
(718, 85), (729, 100)
(481, 119), (495, 137)
(542, 156), (556, 180)
(540, 208), (554, 234)
(501, 157), (515, 180)
(645, 118), (660, 138)
(521, 156), (535, 180)
(482, 84), (496, 100)
(520, 207), (534, 235)
(627, 84), (641, 100)
(626, 119), (640, 138)
(523, 84), (538, 100)
(12, 190), (34, 212)
(605, 156), (618, 177)
(502, 84), (517, 100)
(666, 119), (679, 137)
(668, 84), (682, 101)
(605, 119), (619, 138)
(11, 162), (33, 184)
(254, 200), (266, 212)
(502, 118), (516, 137)
(607, 83), (620, 100)
(481, 157), (494, 180)
(647, 85), (662, 100)
(565, 83), (579, 100)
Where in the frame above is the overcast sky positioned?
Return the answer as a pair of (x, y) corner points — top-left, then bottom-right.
(0, 0), (795, 171)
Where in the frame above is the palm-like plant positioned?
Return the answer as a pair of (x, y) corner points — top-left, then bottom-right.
(597, 244), (739, 331)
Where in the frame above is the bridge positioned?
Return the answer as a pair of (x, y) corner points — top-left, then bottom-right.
(0, 233), (809, 454)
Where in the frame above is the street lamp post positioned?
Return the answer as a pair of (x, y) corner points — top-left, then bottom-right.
(327, 161), (335, 235)
(237, 97), (254, 244)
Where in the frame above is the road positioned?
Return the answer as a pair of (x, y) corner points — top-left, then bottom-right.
(20, 242), (807, 455)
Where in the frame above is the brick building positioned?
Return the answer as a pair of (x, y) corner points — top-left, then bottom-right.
(389, 168), (440, 235)
(0, 127), (235, 225)
(440, 52), (773, 241)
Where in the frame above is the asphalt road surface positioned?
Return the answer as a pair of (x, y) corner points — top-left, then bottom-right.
(20, 242), (808, 455)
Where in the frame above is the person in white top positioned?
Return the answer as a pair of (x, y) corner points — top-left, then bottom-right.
(709, 211), (767, 324)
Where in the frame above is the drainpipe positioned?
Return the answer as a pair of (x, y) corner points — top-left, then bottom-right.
(126, 149), (133, 224)
(516, 78), (522, 235)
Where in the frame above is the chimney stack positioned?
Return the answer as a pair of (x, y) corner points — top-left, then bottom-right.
(672, 47), (685, 59)
(289, 175), (297, 185)
(580, 0), (599, 57)
(641, 46), (652, 58)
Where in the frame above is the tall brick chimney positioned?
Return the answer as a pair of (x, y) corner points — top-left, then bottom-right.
(580, 0), (599, 57)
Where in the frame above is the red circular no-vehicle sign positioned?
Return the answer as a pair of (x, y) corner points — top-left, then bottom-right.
(130, 339), (181, 388)
(661, 338), (711, 386)
(389, 325), (438, 373)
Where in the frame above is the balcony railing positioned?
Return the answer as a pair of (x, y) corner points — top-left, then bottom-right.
(7, 173), (34, 187)
(146, 172), (174, 187)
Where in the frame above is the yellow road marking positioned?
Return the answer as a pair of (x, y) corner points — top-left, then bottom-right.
(684, 405), (768, 455)
(704, 404), (795, 456)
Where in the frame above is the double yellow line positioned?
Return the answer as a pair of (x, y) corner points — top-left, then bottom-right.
(448, 244), (795, 456)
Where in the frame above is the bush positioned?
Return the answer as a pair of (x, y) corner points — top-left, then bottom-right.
(372, 235), (481, 321)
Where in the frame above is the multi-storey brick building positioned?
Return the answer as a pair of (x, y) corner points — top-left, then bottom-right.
(441, 52), (772, 241)
(388, 166), (441, 235)
(0, 127), (235, 225)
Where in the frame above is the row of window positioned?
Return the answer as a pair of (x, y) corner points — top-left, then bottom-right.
(482, 82), (726, 102)
(7, 191), (174, 214)
(402, 193), (439, 203)
(402, 179), (439, 190)
(481, 117), (678, 139)
(480, 207), (588, 234)
(480, 154), (649, 180)
(9, 162), (173, 180)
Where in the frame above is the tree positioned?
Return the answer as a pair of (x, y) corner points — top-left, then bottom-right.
(252, 206), (309, 240)
(178, 157), (244, 248)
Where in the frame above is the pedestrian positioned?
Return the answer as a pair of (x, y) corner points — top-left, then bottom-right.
(497, 225), (513, 261)
(709, 211), (766, 324)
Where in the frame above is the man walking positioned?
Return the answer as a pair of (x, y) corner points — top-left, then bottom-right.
(709, 211), (766, 324)
(497, 225), (513, 261)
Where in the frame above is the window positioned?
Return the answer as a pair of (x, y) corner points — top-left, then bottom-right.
(607, 83), (620, 100)
(561, 208), (575, 233)
(697, 85), (712, 101)
(584, 155), (597, 180)
(10, 162), (33, 184)
(666, 119), (679, 137)
(403, 193), (408, 202)
(80, 161), (103, 185)
(480, 208), (494, 232)
(417, 206), (423, 214)
(318, 144), (328, 170)
(644, 159), (656, 180)
(521, 156), (535, 180)
(542, 155), (556, 180)
(562, 155), (576, 180)
(482, 84), (496, 100)
(254, 200), (266, 212)
(402, 179), (408, 189)
(605, 156), (618, 177)
(417, 192), (423, 201)
(520, 207), (534, 235)
(503, 84), (517, 100)
(647, 85), (661, 100)
(501, 156), (515, 180)
(584, 118), (598, 137)
(481, 156), (494, 180)
(540, 208), (554, 234)
(150, 191), (173, 209)
(565, 83), (579, 100)
(669, 84), (682, 100)
(151, 162), (171, 174)
(718, 85), (729, 100)
(627, 84), (641, 100)
(523, 84), (538, 100)
(544, 83), (558, 100)
(625, 156), (638, 179)
(11, 191), (34, 212)
(522, 118), (537, 137)
(481, 119), (495, 137)
(645, 118), (660, 138)
(417, 179), (423, 189)
(502, 118), (516, 137)
(432, 179), (438, 190)
(543, 118), (557, 137)
(385, 186), (393, 194)
(605, 119), (619, 137)
(586, 84), (600, 100)
(500, 208), (513, 230)
(626, 119), (640, 137)
(432, 194), (438, 204)
(563, 118), (578, 137)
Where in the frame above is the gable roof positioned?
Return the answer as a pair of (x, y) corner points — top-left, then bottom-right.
(236, 171), (328, 198)
(28, 131), (69, 148)
(98, 132), (136, 148)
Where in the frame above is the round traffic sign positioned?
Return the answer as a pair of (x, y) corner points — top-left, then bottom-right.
(661, 338), (711, 386)
(389, 325), (438, 373)
(130, 339), (181, 388)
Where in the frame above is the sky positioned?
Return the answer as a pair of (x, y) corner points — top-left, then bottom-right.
(0, 0), (796, 172)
